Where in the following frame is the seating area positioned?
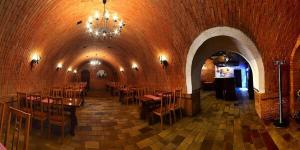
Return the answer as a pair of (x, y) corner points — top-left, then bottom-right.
(0, 82), (87, 149)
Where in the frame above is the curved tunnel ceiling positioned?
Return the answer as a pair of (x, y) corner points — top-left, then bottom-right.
(0, 0), (299, 94)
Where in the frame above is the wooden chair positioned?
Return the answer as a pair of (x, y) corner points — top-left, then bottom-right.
(48, 97), (69, 143)
(136, 88), (145, 105)
(169, 89), (184, 122)
(41, 88), (50, 97)
(51, 88), (63, 97)
(17, 92), (32, 115)
(64, 89), (73, 98)
(152, 92), (172, 130)
(31, 94), (47, 133)
(5, 107), (31, 150)
(124, 89), (134, 105)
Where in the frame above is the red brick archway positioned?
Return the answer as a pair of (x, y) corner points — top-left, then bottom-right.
(290, 36), (300, 116)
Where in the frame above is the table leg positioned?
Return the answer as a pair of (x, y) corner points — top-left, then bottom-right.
(70, 107), (78, 136)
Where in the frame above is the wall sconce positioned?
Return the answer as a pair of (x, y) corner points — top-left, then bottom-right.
(73, 69), (77, 74)
(30, 53), (41, 68)
(120, 67), (124, 72)
(132, 63), (138, 71)
(56, 63), (63, 71)
(67, 67), (72, 72)
(159, 55), (168, 68)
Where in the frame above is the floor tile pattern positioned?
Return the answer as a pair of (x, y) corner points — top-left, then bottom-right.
(26, 90), (300, 150)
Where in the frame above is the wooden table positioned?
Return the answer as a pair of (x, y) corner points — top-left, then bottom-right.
(119, 88), (137, 104)
(26, 96), (82, 136)
(140, 95), (162, 124)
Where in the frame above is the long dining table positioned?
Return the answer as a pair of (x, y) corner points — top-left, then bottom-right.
(26, 96), (82, 136)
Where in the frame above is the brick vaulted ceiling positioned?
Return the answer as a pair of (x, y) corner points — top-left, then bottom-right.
(0, 0), (299, 95)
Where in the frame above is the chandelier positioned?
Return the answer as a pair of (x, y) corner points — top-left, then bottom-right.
(90, 60), (101, 66)
(86, 0), (125, 39)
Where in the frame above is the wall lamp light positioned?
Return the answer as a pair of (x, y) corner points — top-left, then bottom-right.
(120, 67), (124, 72)
(159, 55), (168, 69)
(30, 53), (41, 68)
(132, 63), (138, 71)
(73, 69), (77, 74)
(56, 63), (63, 71)
(67, 67), (72, 72)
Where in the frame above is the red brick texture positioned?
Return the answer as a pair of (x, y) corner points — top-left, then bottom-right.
(200, 59), (215, 83)
(0, 1), (299, 119)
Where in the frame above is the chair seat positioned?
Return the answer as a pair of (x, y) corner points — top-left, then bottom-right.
(153, 108), (170, 116)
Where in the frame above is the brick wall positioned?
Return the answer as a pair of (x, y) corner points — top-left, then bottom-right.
(79, 63), (118, 90)
(200, 59), (215, 83)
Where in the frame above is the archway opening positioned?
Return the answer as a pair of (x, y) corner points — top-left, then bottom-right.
(186, 27), (265, 115)
(200, 51), (254, 101)
(81, 70), (91, 90)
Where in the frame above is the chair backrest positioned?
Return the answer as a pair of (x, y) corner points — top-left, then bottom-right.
(16, 92), (27, 109)
(138, 88), (145, 97)
(41, 88), (50, 97)
(17, 92), (33, 114)
(64, 89), (73, 98)
(174, 89), (183, 107)
(30, 94), (44, 113)
(48, 97), (64, 121)
(5, 107), (31, 150)
(0, 102), (6, 142)
(159, 92), (172, 113)
(64, 89), (81, 98)
(51, 88), (63, 97)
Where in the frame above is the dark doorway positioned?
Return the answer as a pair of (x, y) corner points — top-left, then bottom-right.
(234, 69), (242, 87)
(81, 70), (90, 90)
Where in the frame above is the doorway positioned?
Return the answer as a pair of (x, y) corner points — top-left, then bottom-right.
(201, 51), (254, 101)
(81, 70), (90, 91)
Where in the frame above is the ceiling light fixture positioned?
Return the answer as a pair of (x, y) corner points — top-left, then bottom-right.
(86, 0), (125, 40)
(90, 60), (101, 66)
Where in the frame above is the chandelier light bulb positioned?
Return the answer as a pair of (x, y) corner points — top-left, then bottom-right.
(95, 11), (100, 20)
(88, 16), (93, 23)
(104, 11), (110, 20)
(114, 29), (119, 35)
(113, 14), (118, 22)
(95, 31), (99, 36)
(88, 28), (93, 33)
(86, 23), (91, 29)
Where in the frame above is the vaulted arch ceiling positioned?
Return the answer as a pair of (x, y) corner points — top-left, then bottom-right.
(0, 0), (299, 95)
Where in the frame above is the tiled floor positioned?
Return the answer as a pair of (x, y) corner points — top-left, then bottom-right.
(27, 90), (300, 150)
